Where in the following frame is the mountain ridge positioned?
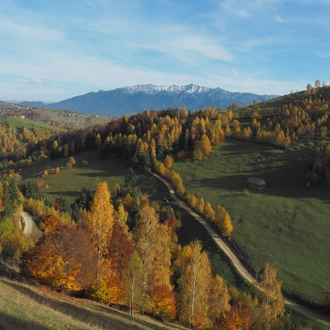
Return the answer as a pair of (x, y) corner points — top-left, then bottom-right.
(19, 84), (278, 115)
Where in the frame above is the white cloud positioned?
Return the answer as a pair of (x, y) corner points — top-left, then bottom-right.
(17, 78), (50, 86)
(274, 15), (284, 23)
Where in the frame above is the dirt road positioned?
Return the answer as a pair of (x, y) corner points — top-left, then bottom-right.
(21, 211), (41, 238)
(151, 172), (330, 326)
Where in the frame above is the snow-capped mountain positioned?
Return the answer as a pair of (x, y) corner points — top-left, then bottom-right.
(122, 84), (213, 95)
(22, 84), (278, 115)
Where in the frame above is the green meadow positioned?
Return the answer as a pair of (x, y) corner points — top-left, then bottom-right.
(21, 151), (170, 203)
(173, 139), (330, 306)
(0, 116), (57, 131)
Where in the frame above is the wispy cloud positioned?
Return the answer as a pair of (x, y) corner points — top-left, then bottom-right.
(0, 0), (329, 101)
(17, 78), (50, 86)
(274, 15), (284, 23)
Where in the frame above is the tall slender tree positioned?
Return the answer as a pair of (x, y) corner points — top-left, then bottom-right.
(177, 241), (212, 329)
(85, 181), (114, 282)
(258, 263), (285, 330)
(134, 204), (172, 314)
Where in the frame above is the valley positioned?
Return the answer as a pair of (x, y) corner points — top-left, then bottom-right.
(1, 86), (330, 329)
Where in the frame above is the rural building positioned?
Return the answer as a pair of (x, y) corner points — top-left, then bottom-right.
(247, 177), (266, 189)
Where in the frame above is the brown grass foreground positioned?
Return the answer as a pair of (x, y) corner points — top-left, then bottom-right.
(0, 264), (186, 330)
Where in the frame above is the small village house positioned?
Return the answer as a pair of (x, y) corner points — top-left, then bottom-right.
(247, 177), (266, 189)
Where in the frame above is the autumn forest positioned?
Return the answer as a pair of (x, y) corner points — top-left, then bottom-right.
(1, 85), (330, 329)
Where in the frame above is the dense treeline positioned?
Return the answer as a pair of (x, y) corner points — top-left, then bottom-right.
(232, 86), (330, 149)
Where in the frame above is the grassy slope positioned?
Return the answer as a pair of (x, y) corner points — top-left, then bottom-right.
(0, 276), (186, 330)
(22, 151), (170, 203)
(173, 139), (330, 306)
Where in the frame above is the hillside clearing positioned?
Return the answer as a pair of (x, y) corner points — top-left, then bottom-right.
(173, 139), (330, 306)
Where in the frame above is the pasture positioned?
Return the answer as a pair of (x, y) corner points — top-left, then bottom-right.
(173, 139), (330, 306)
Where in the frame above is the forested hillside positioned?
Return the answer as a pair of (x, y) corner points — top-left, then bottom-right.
(0, 87), (330, 329)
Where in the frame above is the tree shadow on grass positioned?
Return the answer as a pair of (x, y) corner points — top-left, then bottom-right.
(190, 142), (329, 201)
(0, 279), (171, 330)
(76, 171), (110, 178)
(0, 312), (49, 330)
(46, 191), (81, 198)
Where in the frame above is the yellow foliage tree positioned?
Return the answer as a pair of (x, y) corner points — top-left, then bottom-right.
(186, 193), (197, 209)
(85, 181), (114, 282)
(208, 275), (231, 326)
(258, 263), (285, 330)
(164, 155), (174, 169)
(69, 156), (76, 166)
(215, 205), (233, 237)
(204, 202), (215, 221)
(134, 205), (172, 313)
(197, 197), (205, 214)
(177, 241), (212, 329)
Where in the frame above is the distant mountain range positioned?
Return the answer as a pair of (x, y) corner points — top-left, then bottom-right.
(20, 84), (278, 115)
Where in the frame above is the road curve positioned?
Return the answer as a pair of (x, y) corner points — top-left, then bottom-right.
(21, 211), (41, 238)
(151, 171), (330, 326)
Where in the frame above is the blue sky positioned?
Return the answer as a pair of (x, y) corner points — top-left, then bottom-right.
(1, 0), (330, 102)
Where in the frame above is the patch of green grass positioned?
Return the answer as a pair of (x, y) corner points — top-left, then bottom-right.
(22, 151), (170, 203)
(173, 139), (330, 306)
(0, 116), (61, 132)
(289, 308), (330, 330)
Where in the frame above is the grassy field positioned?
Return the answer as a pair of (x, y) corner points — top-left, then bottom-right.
(21, 151), (170, 204)
(2, 116), (56, 131)
(173, 139), (330, 306)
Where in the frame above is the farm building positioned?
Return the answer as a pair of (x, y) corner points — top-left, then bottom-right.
(247, 177), (266, 189)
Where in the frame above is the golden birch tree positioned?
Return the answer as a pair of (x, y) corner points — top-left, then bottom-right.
(258, 263), (285, 330)
(121, 251), (146, 316)
(208, 275), (231, 326)
(85, 181), (114, 282)
(133, 205), (172, 314)
(177, 241), (212, 329)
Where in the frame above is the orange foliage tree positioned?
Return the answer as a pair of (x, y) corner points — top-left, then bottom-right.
(216, 302), (253, 330)
(21, 225), (97, 293)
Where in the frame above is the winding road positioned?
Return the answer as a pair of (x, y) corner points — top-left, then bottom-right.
(151, 171), (330, 326)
